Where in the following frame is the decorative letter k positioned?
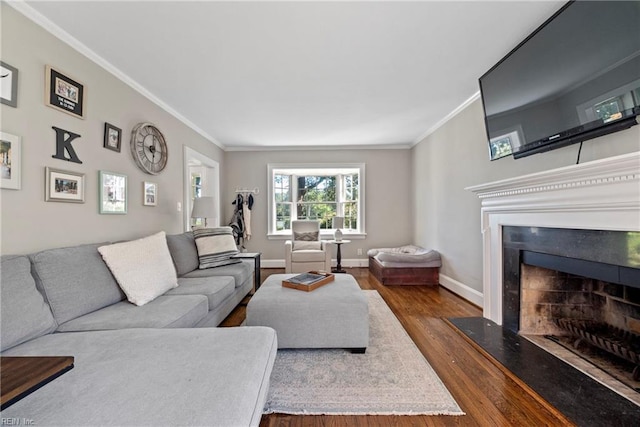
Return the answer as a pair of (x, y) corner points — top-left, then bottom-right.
(52, 126), (83, 164)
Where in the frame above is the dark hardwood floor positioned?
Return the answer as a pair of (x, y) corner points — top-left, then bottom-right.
(220, 268), (574, 427)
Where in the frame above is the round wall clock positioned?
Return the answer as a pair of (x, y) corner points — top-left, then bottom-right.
(130, 122), (168, 175)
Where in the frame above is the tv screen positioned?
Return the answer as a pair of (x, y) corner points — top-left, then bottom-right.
(480, 0), (640, 160)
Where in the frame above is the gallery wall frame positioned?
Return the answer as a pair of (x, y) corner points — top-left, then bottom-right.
(143, 181), (157, 206)
(45, 167), (85, 203)
(104, 122), (122, 152)
(0, 131), (21, 190)
(99, 170), (127, 214)
(0, 61), (18, 108)
(45, 65), (85, 119)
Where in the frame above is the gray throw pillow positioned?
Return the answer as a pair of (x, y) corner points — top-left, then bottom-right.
(293, 231), (319, 241)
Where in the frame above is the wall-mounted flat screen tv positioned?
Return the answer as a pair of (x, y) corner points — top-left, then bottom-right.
(480, 0), (640, 160)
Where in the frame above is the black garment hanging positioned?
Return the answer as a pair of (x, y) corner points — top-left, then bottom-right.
(229, 194), (245, 247)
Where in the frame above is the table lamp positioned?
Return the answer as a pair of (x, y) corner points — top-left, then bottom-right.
(191, 197), (216, 228)
(332, 216), (344, 242)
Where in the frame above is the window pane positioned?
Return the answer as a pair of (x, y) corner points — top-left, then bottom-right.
(276, 203), (291, 231)
(191, 173), (202, 199)
(343, 174), (358, 201)
(344, 202), (358, 230)
(297, 176), (336, 202)
(275, 174), (291, 202)
(296, 202), (336, 229)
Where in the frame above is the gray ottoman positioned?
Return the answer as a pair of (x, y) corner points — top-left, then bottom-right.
(246, 273), (369, 351)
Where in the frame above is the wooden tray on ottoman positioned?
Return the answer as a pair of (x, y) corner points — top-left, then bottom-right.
(282, 271), (335, 292)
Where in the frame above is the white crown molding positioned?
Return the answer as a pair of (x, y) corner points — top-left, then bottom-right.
(412, 91), (481, 146)
(7, 0), (226, 150)
(225, 143), (413, 152)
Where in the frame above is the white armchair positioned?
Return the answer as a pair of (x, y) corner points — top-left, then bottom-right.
(285, 220), (332, 273)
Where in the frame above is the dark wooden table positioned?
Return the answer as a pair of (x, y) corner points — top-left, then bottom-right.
(231, 252), (261, 291)
(1, 356), (74, 410)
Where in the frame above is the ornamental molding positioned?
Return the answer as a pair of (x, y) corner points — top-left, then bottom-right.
(466, 152), (640, 200)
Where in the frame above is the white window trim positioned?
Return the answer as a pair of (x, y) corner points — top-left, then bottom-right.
(267, 163), (366, 240)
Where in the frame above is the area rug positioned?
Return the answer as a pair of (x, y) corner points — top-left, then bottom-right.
(263, 290), (464, 415)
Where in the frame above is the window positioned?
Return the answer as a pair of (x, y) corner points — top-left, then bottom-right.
(488, 126), (523, 160)
(593, 96), (624, 123)
(191, 172), (203, 227)
(268, 164), (365, 238)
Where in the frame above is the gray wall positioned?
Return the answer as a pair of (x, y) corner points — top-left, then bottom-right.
(223, 149), (412, 263)
(412, 97), (640, 294)
(1, 5), (224, 255)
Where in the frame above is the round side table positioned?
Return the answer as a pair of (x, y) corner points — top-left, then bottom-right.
(327, 239), (351, 273)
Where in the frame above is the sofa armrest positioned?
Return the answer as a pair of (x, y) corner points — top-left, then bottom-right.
(324, 242), (332, 271)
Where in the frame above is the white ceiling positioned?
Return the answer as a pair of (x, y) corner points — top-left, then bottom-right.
(18, 1), (564, 150)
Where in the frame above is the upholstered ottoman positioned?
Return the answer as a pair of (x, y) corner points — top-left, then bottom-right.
(246, 274), (369, 351)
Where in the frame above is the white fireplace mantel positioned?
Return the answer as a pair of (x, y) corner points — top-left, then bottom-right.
(467, 152), (640, 324)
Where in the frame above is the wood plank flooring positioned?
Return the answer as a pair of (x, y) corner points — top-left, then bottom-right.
(220, 268), (574, 426)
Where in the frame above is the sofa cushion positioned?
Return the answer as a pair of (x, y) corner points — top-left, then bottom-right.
(1, 327), (278, 427)
(166, 277), (235, 310)
(293, 240), (322, 251)
(166, 231), (199, 276)
(30, 243), (124, 325)
(57, 295), (208, 332)
(0, 256), (57, 351)
(182, 260), (252, 288)
(98, 232), (178, 306)
(193, 227), (241, 269)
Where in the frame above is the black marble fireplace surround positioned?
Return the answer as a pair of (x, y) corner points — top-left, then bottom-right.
(502, 226), (640, 334)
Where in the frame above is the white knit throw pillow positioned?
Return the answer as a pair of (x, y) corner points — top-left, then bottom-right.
(98, 231), (178, 306)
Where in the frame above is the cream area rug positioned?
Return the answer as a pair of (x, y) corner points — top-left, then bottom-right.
(263, 290), (464, 415)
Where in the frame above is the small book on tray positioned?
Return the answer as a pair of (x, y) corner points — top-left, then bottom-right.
(282, 271), (335, 291)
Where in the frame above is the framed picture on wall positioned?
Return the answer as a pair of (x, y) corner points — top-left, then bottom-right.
(0, 61), (19, 108)
(99, 170), (127, 214)
(45, 65), (85, 119)
(1, 131), (21, 190)
(143, 181), (157, 206)
(103, 123), (122, 152)
(45, 167), (85, 203)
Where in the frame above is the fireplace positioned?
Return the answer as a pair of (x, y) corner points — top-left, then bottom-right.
(501, 226), (640, 386)
(467, 152), (640, 325)
(467, 151), (640, 399)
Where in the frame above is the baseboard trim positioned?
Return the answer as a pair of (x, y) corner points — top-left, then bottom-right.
(343, 258), (369, 268)
(261, 259), (285, 268)
(439, 274), (484, 308)
(260, 258), (369, 269)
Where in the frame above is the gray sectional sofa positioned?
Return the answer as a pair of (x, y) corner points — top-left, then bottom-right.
(0, 231), (277, 426)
